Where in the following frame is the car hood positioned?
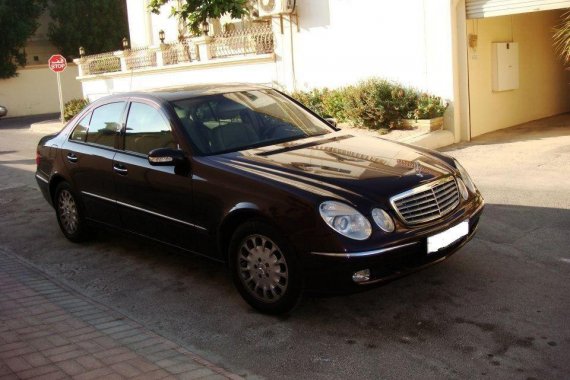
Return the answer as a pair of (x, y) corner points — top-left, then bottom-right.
(212, 132), (455, 205)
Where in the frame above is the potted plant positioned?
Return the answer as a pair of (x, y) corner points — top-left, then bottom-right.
(402, 94), (448, 132)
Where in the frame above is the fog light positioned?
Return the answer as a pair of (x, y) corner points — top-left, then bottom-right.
(352, 269), (371, 283)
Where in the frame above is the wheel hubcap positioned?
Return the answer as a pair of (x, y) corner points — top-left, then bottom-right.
(58, 190), (79, 234)
(238, 234), (288, 303)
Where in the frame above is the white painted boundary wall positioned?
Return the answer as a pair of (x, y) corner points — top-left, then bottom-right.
(285, 0), (454, 100)
(123, 0), (454, 98)
(0, 65), (82, 117)
(79, 55), (276, 101)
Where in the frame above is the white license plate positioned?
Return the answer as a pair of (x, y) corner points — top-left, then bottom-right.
(427, 221), (469, 254)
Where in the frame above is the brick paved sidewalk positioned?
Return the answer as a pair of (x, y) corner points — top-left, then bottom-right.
(0, 250), (243, 380)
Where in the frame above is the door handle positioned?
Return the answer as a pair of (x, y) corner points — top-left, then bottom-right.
(66, 153), (78, 163)
(113, 163), (128, 175)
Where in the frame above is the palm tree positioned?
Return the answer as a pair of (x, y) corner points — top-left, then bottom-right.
(553, 10), (570, 65)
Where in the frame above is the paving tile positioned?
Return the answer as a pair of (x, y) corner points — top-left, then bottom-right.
(0, 251), (242, 380)
(4, 356), (33, 372)
(21, 352), (50, 367)
(49, 347), (86, 363)
(131, 368), (171, 380)
(56, 359), (86, 376)
(127, 357), (160, 373)
(16, 364), (61, 379)
(75, 355), (104, 370)
(100, 351), (138, 365)
(0, 345), (37, 359)
(111, 361), (143, 377)
(177, 368), (215, 379)
(164, 361), (201, 374)
(74, 367), (114, 380)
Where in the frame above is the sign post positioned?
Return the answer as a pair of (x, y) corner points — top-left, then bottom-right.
(48, 54), (67, 123)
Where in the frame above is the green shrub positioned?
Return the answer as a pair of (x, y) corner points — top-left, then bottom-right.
(290, 88), (326, 117)
(290, 78), (448, 131)
(343, 81), (389, 129)
(413, 94), (448, 120)
(64, 98), (89, 121)
(322, 88), (348, 122)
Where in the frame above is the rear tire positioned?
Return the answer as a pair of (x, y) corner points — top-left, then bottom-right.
(229, 221), (302, 314)
(54, 182), (88, 243)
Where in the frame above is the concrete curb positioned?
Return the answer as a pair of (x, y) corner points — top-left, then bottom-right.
(397, 130), (455, 150)
(30, 120), (65, 134)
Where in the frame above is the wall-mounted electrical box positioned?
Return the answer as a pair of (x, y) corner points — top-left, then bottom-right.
(492, 42), (519, 92)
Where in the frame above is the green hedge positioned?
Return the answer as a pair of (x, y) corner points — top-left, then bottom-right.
(290, 78), (447, 130)
(63, 99), (89, 121)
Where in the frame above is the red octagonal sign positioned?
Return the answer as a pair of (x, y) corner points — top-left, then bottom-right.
(48, 54), (67, 73)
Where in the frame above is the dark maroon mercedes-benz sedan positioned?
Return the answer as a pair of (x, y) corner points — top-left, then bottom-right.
(36, 84), (484, 313)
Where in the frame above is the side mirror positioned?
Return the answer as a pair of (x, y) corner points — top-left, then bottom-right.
(148, 148), (186, 166)
(324, 117), (338, 128)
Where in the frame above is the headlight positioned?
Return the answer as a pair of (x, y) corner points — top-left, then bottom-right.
(456, 178), (469, 200)
(371, 208), (395, 232)
(319, 201), (372, 240)
(454, 160), (477, 193)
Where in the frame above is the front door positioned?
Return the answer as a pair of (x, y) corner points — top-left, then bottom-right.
(112, 101), (198, 250)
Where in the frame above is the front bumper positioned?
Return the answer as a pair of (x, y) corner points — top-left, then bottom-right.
(301, 198), (484, 293)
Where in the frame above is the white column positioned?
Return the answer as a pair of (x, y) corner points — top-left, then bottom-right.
(126, 0), (153, 47)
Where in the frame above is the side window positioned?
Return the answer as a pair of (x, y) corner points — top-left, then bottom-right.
(70, 113), (91, 142)
(85, 102), (125, 148)
(124, 102), (175, 155)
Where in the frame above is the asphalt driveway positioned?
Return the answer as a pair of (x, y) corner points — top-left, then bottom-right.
(0, 115), (568, 379)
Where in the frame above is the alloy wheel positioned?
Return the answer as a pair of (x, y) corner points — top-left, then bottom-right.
(238, 234), (288, 303)
(58, 189), (79, 235)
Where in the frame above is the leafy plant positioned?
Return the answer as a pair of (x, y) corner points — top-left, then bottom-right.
(322, 88), (348, 122)
(290, 78), (448, 131)
(553, 10), (570, 65)
(47, 0), (128, 59)
(64, 98), (89, 121)
(343, 81), (390, 130)
(0, 0), (46, 78)
(413, 94), (447, 120)
(291, 88), (327, 117)
(149, 0), (250, 35)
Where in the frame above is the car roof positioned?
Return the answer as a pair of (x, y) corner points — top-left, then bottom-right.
(100, 83), (272, 103)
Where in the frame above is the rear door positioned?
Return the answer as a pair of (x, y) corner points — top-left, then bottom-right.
(112, 100), (199, 250)
(61, 101), (126, 226)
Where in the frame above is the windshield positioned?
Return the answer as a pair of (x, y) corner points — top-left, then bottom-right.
(170, 89), (333, 155)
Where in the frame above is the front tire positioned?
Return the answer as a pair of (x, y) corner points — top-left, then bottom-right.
(54, 182), (88, 243)
(229, 221), (302, 314)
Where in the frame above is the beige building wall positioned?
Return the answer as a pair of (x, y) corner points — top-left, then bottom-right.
(0, 65), (83, 117)
(467, 10), (570, 138)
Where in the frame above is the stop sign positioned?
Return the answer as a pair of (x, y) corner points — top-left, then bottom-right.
(48, 54), (67, 73)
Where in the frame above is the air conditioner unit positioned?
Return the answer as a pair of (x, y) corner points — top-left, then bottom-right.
(257, 0), (296, 17)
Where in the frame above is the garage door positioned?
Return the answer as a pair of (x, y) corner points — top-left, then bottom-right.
(466, 0), (570, 19)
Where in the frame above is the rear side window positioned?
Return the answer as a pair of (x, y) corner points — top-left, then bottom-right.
(124, 102), (175, 155)
(70, 113), (91, 142)
(85, 102), (125, 148)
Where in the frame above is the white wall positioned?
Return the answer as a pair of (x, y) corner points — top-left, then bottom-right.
(0, 65), (83, 117)
(124, 0), (456, 99)
(127, 0), (181, 47)
(79, 57), (276, 101)
(126, 0), (153, 48)
(284, 0), (455, 101)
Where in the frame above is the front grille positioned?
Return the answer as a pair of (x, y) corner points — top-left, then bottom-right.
(390, 176), (460, 225)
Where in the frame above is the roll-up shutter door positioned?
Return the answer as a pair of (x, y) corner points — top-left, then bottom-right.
(466, 0), (570, 19)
